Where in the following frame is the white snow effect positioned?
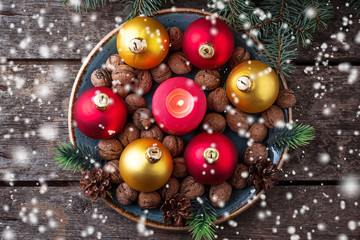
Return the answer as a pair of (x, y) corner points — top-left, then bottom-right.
(2, 227), (16, 240)
(39, 45), (50, 58)
(355, 30), (360, 44)
(115, 16), (123, 24)
(304, 7), (316, 19)
(0, 1), (3, 11)
(12, 146), (30, 166)
(19, 37), (31, 49)
(339, 177), (360, 198)
(137, 216), (154, 237)
(317, 222), (327, 231)
(318, 152), (330, 164)
(287, 226), (296, 234)
(347, 220), (357, 231)
(36, 84), (52, 98)
(72, 14), (81, 24)
(38, 123), (58, 141)
(52, 65), (68, 82)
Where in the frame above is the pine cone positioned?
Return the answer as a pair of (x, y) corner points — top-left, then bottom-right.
(247, 160), (280, 192)
(80, 167), (111, 200)
(160, 193), (193, 227)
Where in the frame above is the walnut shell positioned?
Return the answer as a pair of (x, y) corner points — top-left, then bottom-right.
(243, 143), (268, 166)
(91, 69), (112, 87)
(195, 69), (221, 91)
(168, 52), (192, 74)
(249, 123), (268, 142)
(159, 177), (180, 200)
(276, 89), (297, 109)
(103, 160), (123, 184)
(132, 108), (153, 130)
(168, 27), (183, 51)
(138, 191), (162, 209)
(201, 112), (226, 133)
(140, 125), (164, 142)
(116, 182), (138, 205)
(209, 182), (232, 208)
(111, 64), (135, 86)
(172, 157), (188, 178)
(106, 54), (124, 72)
(112, 83), (131, 98)
(132, 70), (152, 95)
(150, 63), (172, 83)
(125, 94), (146, 115)
(226, 108), (250, 133)
(97, 138), (123, 160)
(207, 87), (229, 113)
(118, 122), (140, 147)
(228, 163), (248, 189)
(180, 176), (205, 200)
(162, 135), (184, 158)
(261, 105), (285, 129)
(227, 46), (251, 69)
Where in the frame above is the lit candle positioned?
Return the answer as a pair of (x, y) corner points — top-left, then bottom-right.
(152, 77), (207, 135)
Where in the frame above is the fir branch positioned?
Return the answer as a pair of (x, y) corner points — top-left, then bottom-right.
(187, 197), (217, 240)
(54, 142), (103, 173)
(121, 0), (173, 20)
(349, 0), (360, 16)
(62, 0), (111, 12)
(267, 123), (315, 152)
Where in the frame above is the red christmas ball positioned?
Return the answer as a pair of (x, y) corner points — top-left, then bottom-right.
(182, 17), (234, 69)
(74, 87), (127, 139)
(184, 132), (238, 185)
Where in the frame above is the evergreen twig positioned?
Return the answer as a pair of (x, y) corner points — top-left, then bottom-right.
(267, 123), (315, 152)
(348, 0), (360, 16)
(62, 0), (111, 12)
(121, 0), (174, 20)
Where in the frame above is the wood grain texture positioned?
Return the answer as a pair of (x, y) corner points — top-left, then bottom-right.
(0, 0), (359, 62)
(0, 185), (359, 239)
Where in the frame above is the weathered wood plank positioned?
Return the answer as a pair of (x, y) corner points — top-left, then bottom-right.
(0, 0), (359, 61)
(0, 63), (359, 181)
(0, 185), (359, 239)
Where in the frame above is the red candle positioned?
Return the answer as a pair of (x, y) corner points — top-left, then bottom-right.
(152, 77), (207, 135)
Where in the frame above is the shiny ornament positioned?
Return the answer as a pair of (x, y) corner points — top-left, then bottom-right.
(74, 87), (127, 139)
(119, 138), (173, 192)
(184, 133), (237, 185)
(116, 16), (169, 70)
(226, 60), (279, 113)
(182, 17), (234, 69)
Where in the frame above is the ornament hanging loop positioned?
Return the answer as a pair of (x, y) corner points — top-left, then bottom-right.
(203, 147), (219, 164)
(129, 38), (147, 54)
(94, 93), (110, 111)
(198, 42), (215, 59)
(146, 146), (162, 164)
(236, 76), (252, 92)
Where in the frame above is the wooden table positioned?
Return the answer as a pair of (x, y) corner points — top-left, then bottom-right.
(1, 0), (359, 239)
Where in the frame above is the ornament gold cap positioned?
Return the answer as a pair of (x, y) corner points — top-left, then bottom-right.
(198, 42), (215, 59)
(129, 38), (147, 54)
(203, 147), (219, 164)
(146, 146), (162, 164)
(236, 76), (252, 92)
(94, 93), (110, 111)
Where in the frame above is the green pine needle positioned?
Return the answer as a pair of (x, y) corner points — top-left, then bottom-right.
(62, 0), (111, 12)
(54, 142), (103, 173)
(187, 198), (217, 240)
(267, 123), (315, 152)
(349, 0), (360, 16)
(121, 0), (174, 20)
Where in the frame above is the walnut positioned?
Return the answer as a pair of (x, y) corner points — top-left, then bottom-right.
(106, 54), (124, 72)
(97, 138), (123, 160)
(140, 125), (164, 142)
(228, 163), (248, 189)
(226, 108), (250, 133)
(138, 191), (162, 209)
(207, 87), (229, 113)
(116, 182), (138, 205)
(261, 105), (285, 129)
(125, 94), (146, 115)
(195, 69), (221, 91)
(103, 160), (123, 184)
(132, 108), (153, 130)
(112, 65), (135, 86)
(243, 143), (268, 166)
(112, 82), (131, 98)
(249, 123), (268, 142)
(168, 52), (192, 74)
(162, 135), (184, 158)
(201, 112), (226, 133)
(150, 63), (172, 83)
(118, 122), (140, 147)
(227, 46), (251, 69)
(276, 89), (297, 109)
(91, 69), (112, 87)
(132, 70), (152, 95)
(172, 157), (188, 178)
(209, 182), (232, 208)
(168, 27), (183, 51)
(159, 177), (180, 200)
(180, 176), (205, 200)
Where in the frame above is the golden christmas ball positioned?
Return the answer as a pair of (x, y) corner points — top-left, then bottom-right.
(226, 60), (279, 113)
(119, 138), (173, 192)
(116, 16), (169, 70)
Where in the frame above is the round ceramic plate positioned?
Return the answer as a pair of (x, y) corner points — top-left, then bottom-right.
(68, 8), (292, 230)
